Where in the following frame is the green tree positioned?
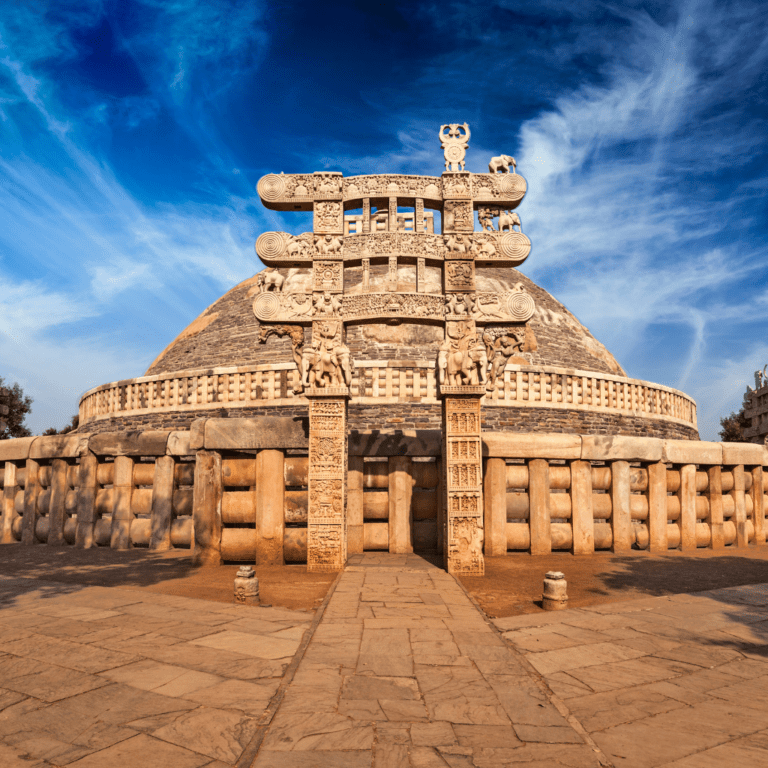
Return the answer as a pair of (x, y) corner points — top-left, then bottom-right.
(42, 414), (79, 436)
(0, 378), (32, 439)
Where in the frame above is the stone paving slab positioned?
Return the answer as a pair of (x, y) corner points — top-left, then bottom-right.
(253, 554), (600, 767)
(496, 582), (768, 768)
(0, 573), (313, 767)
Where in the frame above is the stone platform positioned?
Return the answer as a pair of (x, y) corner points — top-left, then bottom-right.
(1, 557), (768, 766)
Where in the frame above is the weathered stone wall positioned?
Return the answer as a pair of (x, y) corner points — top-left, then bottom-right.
(79, 403), (697, 440)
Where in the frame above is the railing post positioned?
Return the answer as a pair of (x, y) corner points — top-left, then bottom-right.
(75, 452), (98, 548)
(648, 462), (668, 552)
(21, 459), (40, 546)
(529, 459), (550, 555)
(47, 458), (69, 546)
(256, 449), (285, 565)
(610, 460), (631, 552)
(570, 460), (594, 554)
(678, 464), (697, 551)
(731, 465), (747, 547)
(150, 455), (175, 551)
(1, 462), (18, 544)
(751, 466), (765, 545)
(193, 450), (222, 565)
(484, 457), (507, 556)
(110, 456), (134, 550)
(389, 455), (413, 554)
(347, 456), (364, 555)
(707, 466), (724, 549)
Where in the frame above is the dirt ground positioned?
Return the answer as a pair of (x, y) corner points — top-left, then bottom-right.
(0, 546), (336, 612)
(2, 544), (768, 617)
(459, 546), (768, 618)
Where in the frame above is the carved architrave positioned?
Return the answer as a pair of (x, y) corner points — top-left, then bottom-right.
(471, 173), (527, 204)
(442, 393), (484, 575)
(344, 232), (444, 261)
(472, 289), (535, 324)
(342, 175), (442, 202)
(314, 202), (343, 234)
(445, 261), (475, 293)
(443, 200), (473, 233)
(253, 292), (314, 323)
(342, 293), (445, 322)
(313, 261), (343, 293)
(308, 396), (348, 572)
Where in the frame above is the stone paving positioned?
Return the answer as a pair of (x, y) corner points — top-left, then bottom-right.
(0, 574), (313, 767)
(496, 583), (768, 768)
(3, 556), (768, 767)
(253, 553), (599, 767)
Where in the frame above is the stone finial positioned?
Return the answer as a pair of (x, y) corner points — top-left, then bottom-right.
(234, 566), (260, 606)
(439, 123), (471, 172)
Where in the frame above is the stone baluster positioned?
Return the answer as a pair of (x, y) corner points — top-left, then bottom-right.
(21, 459), (41, 546)
(529, 459), (550, 555)
(678, 464), (697, 551)
(389, 456), (413, 554)
(647, 462), (668, 552)
(111, 456), (134, 550)
(731, 464), (748, 547)
(347, 456), (364, 554)
(256, 449), (285, 565)
(47, 458), (69, 546)
(150, 455), (175, 551)
(75, 452), (98, 548)
(707, 466), (724, 549)
(751, 466), (765, 545)
(483, 457), (507, 556)
(1, 461), (18, 544)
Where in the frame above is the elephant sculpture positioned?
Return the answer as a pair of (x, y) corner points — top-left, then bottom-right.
(256, 268), (284, 292)
(488, 154), (517, 174)
(498, 210), (522, 233)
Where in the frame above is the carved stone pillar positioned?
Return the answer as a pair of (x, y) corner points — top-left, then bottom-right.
(387, 255), (397, 292)
(362, 198), (370, 234)
(417, 257), (426, 293)
(415, 198), (424, 233)
(388, 197), (397, 232)
(307, 389), (349, 572)
(441, 386), (485, 575)
(362, 257), (370, 292)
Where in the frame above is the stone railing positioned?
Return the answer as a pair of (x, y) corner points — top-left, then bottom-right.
(78, 363), (697, 430)
(1, 423), (766, 564)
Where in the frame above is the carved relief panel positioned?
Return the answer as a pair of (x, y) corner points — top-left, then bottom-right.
(313, 261), (343, 293)
(314, 201), (343, 234)
(443, 200), (473, 233)
(445, 261), (475, 293)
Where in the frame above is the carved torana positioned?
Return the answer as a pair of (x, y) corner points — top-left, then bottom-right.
(253, 124), (531, 570)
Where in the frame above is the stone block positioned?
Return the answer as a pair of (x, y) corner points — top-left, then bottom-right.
(204, 417), (308, 450)
(722, 443), (765, 466)
(662, 440), (722, 465)
(166, 431), (192, 456)
(189, 418), (206, 450)
(349, 429), (442, 456)
(89, 431), (170, 456)
(29, 434), (91, 459)
(483, 433), (582, 459)
(581, 435), (662, 462)
(0, 436), (36, 461)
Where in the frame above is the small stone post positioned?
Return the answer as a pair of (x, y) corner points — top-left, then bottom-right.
(234, 566), (260, 606)
(542, 571), (568, 611)
(441, 386), (485, 575)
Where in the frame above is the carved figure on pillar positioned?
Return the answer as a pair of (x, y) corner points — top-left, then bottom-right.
(439, 321), (487, 388)
(256, 268), (284, 293)
(313, 291), (342, 316)
(498, 210), (522, 233)
(483, 327), (525, 390)
(488, 154), (516, 173)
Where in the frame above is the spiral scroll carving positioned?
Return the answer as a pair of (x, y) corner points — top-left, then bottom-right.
(257, 174), (286, 201)
(499, 232), (531, 262)
(255, 232), (287, 260)
(506, 291), (535, 322)
(253, 293), (281, 321)
(499, 174), (527, 199)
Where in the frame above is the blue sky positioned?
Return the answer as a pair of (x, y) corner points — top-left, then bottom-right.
(0, 0), (766, 439)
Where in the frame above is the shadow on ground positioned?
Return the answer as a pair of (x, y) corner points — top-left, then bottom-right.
(0, 544), (335, 610)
